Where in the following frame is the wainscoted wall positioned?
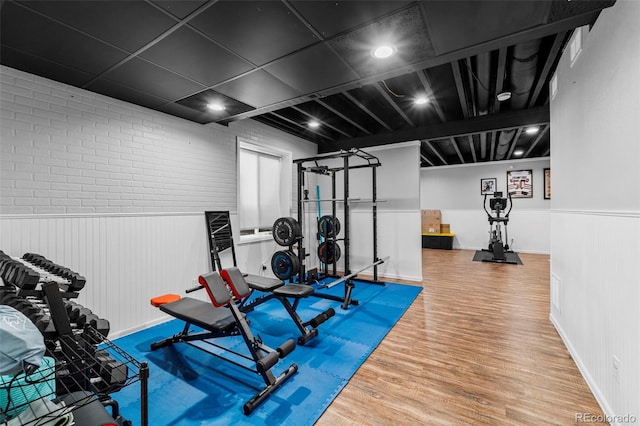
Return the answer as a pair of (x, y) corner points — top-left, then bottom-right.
(549, 1), (639, 422)
(550, 211), (639, 422)
(421, 158), (550, 253)
(0, 65), (317, 337)
(436, 208), (550, 253)
(0, 213), (210, 337)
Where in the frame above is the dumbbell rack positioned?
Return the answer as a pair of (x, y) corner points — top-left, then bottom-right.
(0, 250), (148, 426)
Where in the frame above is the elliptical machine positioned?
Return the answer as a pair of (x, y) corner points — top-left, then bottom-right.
(482, 191), (517, 264)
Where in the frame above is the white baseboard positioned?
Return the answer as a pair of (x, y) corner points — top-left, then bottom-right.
(109, 316), (171, 340)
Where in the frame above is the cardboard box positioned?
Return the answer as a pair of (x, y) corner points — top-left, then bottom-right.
(421, 209), (441, 234)
(440, 223), (451, 234)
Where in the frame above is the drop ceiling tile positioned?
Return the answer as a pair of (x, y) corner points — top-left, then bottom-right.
(328, 5), (435, 78)
(189, 1), (318, 66)
(422, 1), (547, 54)
(140, 27), (253, 86)
(290, 1), (413, 38)
(214, 70), (301, 109)
(0, 45), (95, 88)
(176, 89), (255, 120)
(19, 0), (177, 52)
(151, 0), (208, 20)
(86, 78), (169, 110)
(155, 102), (216, 125)
(1, 2), (128, 75)
(264, 43), (359, 95)
(101, 58), (206, 101)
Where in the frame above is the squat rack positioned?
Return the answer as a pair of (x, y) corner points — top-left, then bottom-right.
(293, 148), (383, 290)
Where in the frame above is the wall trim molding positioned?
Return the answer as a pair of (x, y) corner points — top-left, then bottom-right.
(0, 211), (218, 220)
(551, 209), (640, 218)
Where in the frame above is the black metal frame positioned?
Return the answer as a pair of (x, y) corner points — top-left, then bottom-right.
(294, 148), (384, 308)
(150, 272), (298, 415)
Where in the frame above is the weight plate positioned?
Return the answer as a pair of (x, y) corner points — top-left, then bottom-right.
(271, 250), (300, 280)
(318, 241), (341, 264)
(272, 217), (302, 246)
(318, 215), (341, 238)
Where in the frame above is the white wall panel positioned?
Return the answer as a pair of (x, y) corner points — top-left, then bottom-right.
(0, 213), (211, 337)
(437, 208), (550, 253)
(550, 211), (639, 422)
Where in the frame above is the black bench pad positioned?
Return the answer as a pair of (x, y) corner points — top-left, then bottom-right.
(159, 297), (236, 331)
(273, 284), (313, 298)
(244, 274), (284, 292)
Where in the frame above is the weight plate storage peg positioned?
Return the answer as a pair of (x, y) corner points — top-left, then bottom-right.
(318, 241), (341, 264)
(272, 217), (302, 246)
(271, 250), (300, 280)
(318, 215), (341, 238)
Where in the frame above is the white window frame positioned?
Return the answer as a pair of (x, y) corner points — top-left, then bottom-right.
(237, 138), (292, 242)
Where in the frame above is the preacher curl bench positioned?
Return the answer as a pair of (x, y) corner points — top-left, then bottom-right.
(226, 268), (335, 346)
(150, 270), (298, 415)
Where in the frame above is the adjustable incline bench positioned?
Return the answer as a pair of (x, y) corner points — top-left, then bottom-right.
(149, 270), (298, 415)
(204, 211), (334, 345)
(222, 267), (335, 345)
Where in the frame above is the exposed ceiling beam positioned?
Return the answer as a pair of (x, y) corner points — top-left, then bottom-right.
(524, 125), (550, 157)
(322, 106), (549, 153)
(464, 57), (478, 117)
(218, 9), (604, 124)
(343, 92), (392, 131)
(416, 70), (446, 122)
(270, 111), (335, 140)
(507, 127), (525, 159)
(492, 47), (508, 114)
(451, 60), (470, 119)
(316, 99), (372, 135)
(451, 138), (465, 164)
(528, 32), (568, 107)
(468, 135), (477, 163)
(424, 140), (447, 165)
(291, 105), (352, 138)
(489, 131), (496, 161)
(420, 153), (435, 167)
(375, 82), (415, 127)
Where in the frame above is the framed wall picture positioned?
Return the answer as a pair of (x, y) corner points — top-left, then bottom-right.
(506, 169), (533, 198)
(480, 178), (497, 195)
(544, 168), (551, 199)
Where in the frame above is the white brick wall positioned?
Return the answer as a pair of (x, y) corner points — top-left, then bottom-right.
(1, 65), (316, 215)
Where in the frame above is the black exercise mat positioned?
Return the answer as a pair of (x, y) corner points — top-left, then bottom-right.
(473, 250), (523, 265)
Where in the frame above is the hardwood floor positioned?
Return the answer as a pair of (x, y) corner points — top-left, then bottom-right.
(316, 249), (605, 425)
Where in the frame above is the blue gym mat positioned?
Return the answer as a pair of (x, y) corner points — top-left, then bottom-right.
(112, 279), (422, 426)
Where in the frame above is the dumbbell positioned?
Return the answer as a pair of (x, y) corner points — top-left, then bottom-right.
(91, 350), (128, 393)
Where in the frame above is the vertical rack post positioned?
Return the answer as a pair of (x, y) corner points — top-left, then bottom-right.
(372, 165), (379, 281)
(343, 154), (350, 275)
(331, 169), (337, 275)
(296, 162), (306, 284)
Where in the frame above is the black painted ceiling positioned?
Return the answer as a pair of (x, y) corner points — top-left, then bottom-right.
(0, 0), (615, 167)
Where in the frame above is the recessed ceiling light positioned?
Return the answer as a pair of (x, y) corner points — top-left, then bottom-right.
(496, 91), (511, 102)
(513, 149), (524, 156)
(372, 45), (396, 59)
(308, 120), (320, 128)
(207, 103), (225, 111)
(414, 96), (429, 105)
(525, 126), (539, 134)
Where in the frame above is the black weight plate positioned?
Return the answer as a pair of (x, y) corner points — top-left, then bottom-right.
(271, 250), (300, 280)
(272, 217), (302, 246)
(318, 215), (341, 238)
(318, 241), (341, 264)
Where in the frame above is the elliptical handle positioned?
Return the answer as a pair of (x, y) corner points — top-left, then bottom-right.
(483, 193), (491, 218)
(505, 191), (513, 218)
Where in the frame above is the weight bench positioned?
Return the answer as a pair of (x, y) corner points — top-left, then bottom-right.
(225, 268), (335, 346)
(149, 270), (298, 415)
